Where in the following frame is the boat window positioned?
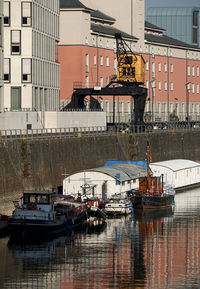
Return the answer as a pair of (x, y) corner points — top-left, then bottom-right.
(29, 195), (36, 203)
(38, 195), (49, 204)
(24, 194), (30, 204)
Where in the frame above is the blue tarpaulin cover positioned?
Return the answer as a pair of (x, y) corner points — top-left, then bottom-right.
(104, 160), (152, 172)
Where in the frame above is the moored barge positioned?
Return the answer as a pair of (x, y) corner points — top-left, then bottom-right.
(129, 143), (175, 210)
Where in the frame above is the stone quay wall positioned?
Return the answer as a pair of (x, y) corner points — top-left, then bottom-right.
(0, 131), (199, 214)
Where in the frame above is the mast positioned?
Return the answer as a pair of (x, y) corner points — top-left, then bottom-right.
(146, 142), (150, 178)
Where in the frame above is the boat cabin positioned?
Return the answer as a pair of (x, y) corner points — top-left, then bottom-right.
(22, 190), (55, 211)
(139, 176), (162, 196)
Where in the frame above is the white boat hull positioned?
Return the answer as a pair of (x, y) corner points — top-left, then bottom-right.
(104, 200), (133, 216)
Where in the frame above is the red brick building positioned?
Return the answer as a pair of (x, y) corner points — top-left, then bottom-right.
(59, 0), (200, 122)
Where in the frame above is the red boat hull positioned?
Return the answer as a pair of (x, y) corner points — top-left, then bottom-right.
(132, 195), (174, 210)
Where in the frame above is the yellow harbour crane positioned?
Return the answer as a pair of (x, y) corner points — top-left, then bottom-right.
(115, 33), (145, 85)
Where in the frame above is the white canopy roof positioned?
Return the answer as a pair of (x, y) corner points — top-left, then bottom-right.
(151, 159), (200, 172)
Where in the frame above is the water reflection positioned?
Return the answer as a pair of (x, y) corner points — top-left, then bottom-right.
(0, 188), (199, 289)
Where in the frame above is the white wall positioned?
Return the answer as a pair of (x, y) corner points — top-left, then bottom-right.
(60, 10), (91, 45)
(45, 111), (106, 129)
(150, 164), (200, 189)
(81, 0), (144, 43)
(63, 170), (139, 200)
(0, 111), (106, 130)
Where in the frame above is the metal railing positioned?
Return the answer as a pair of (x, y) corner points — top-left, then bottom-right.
(0, 122), (199, 140)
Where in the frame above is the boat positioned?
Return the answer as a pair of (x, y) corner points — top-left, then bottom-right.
(129, 143), (175, 210)
(104, 197), (133, 216)
(85, 197), (107, 220)
(8, 190), (68, 233)
(0, 214), (9, 233)
(54, 197), (88, 228)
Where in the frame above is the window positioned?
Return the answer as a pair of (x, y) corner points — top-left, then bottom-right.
(22, 2), (32, 26)
(4, 58), (10, 82)
(164, 82), (167, 90)
(158, 62), (161, 72)
(85, 76), (89, 88)
(192, 83), (195, 93)
(85, 53), (89, 72)
(192, 66), (195, 76)
(106, 56), (109, 67)
(164, 63), (167, 72)
(192, 27), (198, 44)
(114, 58), (117, 74)
(146, 80), (149, 89)
(11, 30), (21, 54)
(182, 103), (184, 114)
(106, 77), (109, 85)
(193, 11), (199, 26)
(197, 66), (199, 77)
(100, 56), (103, 66)
(152, 62), (155, 77)
(100, 77), (103, 87)
(4, 2), (10, 26)
(158, 81), (161, 90)
(187, 66), (190, 76)
(146, 61), (149, 71)
(170, 64), (173, 73)
(197, 84), (199, 93)
(11, 87), (21, 110)
(94, 54), (96, 65)
(22, 59), (32, 82)
(170, 82), (173, 91)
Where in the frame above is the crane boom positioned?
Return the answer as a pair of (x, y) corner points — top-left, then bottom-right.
(115, 33), (145, 85)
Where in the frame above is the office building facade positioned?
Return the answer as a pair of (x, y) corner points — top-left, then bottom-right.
(59, 0), (200, 122)
(0, 0), (3, 112)
(3, 0), (60, 112)
(147, 7), (200, 48)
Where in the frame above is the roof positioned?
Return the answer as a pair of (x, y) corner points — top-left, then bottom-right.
(91, 23), (138, 41)
(104, 160), (150, 170)
(145, 32), (198, 49)
(145, 21), (165, 32)
(88, 163), (147, 182)
(91, 10), (116, 23)
(23, 190), (53, 195)
(150, 159), (200, 172)
(60, 0), (92, 11)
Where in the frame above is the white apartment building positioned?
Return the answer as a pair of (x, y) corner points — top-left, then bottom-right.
(3, 0), (60, 112)
(0, 0), (3, 112)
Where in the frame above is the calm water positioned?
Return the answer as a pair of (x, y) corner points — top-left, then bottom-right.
(0, 188), (200, 289)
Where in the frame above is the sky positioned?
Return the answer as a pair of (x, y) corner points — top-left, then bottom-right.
(145, 0), (200, 14)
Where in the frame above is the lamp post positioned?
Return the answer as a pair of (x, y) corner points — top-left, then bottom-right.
(150, 79), (156, 122)
(174, 97), (178, 119)
(185, 82), (191, 124)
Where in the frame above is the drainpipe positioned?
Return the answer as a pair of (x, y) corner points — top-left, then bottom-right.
(130, 0), (133, 36)
(96, 34), (99, 86)
(167, 46), (170, 122)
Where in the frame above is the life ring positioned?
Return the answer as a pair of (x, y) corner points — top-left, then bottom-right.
(28, 202), (36, 210)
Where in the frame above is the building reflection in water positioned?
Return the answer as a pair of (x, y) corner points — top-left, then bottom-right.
(0, 189), (199, 289)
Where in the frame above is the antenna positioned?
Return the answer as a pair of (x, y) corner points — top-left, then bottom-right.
(146, 141), (150, 178)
